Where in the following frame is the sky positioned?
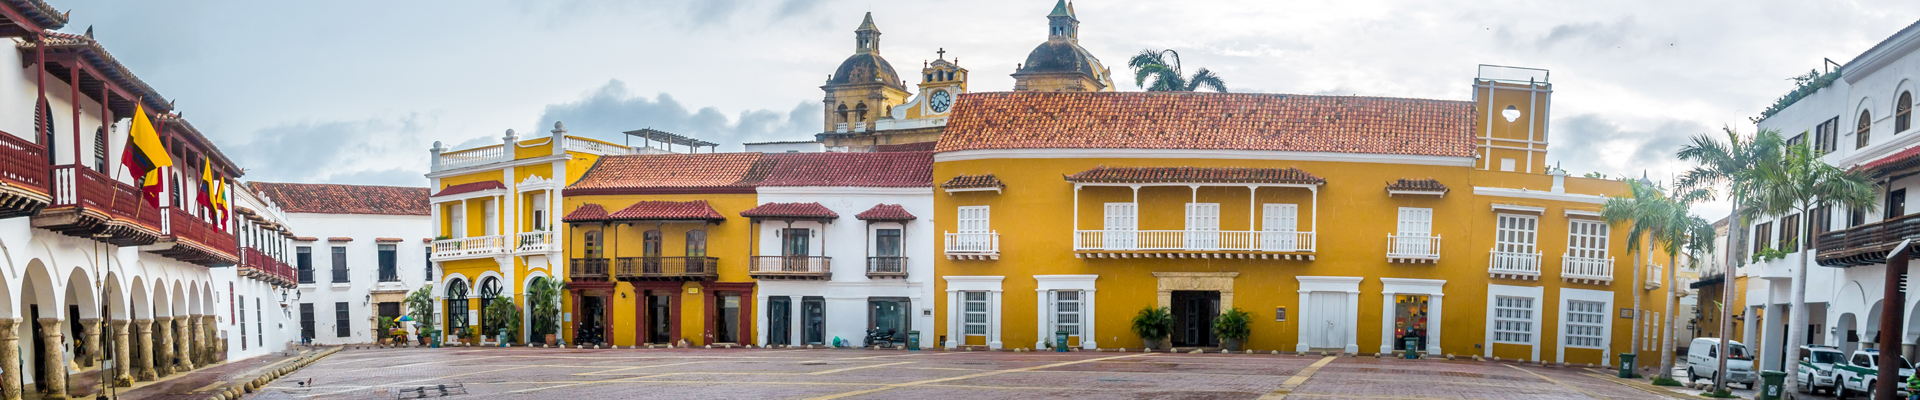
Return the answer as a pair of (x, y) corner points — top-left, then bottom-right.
(52, 0), (1920, 219)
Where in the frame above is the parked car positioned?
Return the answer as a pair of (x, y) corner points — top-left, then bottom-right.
(1685, 338), (1755, 389)
(1834, 348), (1913, 399)
(1795, 345), (1844, 394)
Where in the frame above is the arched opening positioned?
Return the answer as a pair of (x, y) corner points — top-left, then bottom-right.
(477, 276), (503, 337)
(854, 103), (869, 124)
(445, 278), (469, 337)
(1899, 91), (1913, 133)
(1839, 312), (1860, 354)
(836, 104), (849, 125)
(1859, 110), (1874, 149)
(22, 259), (60, 393)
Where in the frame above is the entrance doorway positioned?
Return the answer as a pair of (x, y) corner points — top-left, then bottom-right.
(1171, 291), (1220, 347)
(870, 298), (910, 344)
(715, 293), (741, 344)
(579, 296), (605, 344)
(768, 297), (791, 345)
(1393, 295), (1429, 351)
(647, 293), (672, 344)
(1307, 292), (1350, 349)
(377, 302), (402, 341)
(803, 297), (825, 345)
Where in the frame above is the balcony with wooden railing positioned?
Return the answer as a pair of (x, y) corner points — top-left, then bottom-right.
(749, 256), (831, 280)
(33, 165), (162, 246)
(569, 258), (609, 282)
(1072, 230), (1317, 260)
(867, 256), (907, 279)
(1816, 212), (1920, 267)
(1386, 234), (1440, 263)
(148, 207), (239, 266)
(616, 256), (719, 281)
(0, 132), (49, 219)
(945, 231), (1000, 260)
(1488, 250), (1541, 280)
(1561, 254), (1614, 285)
(431, 235), (507, 260)
(239, 247), (297, 287)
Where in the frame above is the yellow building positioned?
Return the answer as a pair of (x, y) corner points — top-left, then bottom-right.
(425, 123), (625, 343)
(927, 66), (1672, 366)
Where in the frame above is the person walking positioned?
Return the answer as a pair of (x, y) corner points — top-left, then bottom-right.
(1906, 372), (1920, 400)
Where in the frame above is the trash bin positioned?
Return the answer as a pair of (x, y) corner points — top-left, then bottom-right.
(1056, 330), (1070, 352)
(907, 331), (920, 351)
(1617, 353), (1636, 378)
(1403, 337), (1420, 359)
(1756, 370), (1786, 400)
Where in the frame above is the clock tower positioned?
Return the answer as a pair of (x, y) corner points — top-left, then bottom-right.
(904, 49), (968, 119)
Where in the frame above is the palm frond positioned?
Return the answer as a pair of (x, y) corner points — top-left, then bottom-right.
(1187, 68), (1227, 93)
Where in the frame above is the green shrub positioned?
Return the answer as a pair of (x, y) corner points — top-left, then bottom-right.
(1212, 307), (1251, 341)
(1131, 307), (1173, 340)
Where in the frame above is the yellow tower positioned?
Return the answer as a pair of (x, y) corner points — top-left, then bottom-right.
(822, 12), (912, 133)
(900, 49), (968, 120)
(1471, 65), (1553, 173)
(1011, 0), (1114, 92)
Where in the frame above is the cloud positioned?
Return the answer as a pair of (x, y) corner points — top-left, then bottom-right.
(229, 114), (439, 187)
(535, 80), (820, 149)
(1548, 113), (1707, 183)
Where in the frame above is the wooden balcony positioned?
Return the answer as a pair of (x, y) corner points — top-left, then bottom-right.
(0, 132), (49, 219)
(1071, 230), (1316, 260)
(867, 256), (907, 279)
(238, 247), (295, 288)
(146, 207), (238, 267)
(616, 256), (719, 281)
(32, 165), (161, 246)
(749, 256), (831, 280)
(1816, 212), (1920, 267)
(570, 258), (609, 282)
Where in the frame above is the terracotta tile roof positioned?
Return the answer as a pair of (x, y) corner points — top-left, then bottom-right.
(941, 174), (1004, 190)
(607, 201), (726, 221)
(28, 31), (171, 113)
(566, 153), (770, 195)
(1386, 178), (1449, 193)
(432, 181), (506, 197)
(327, 237), (353, 242)
(293, 236), (318, 242)
(757, 152), (933, 187)
(874, 142), (936, 152)
(422, 238), (434, 243)
(563, 204), (609, 222)
(5, 0), (68, 31)
(739, 202), (840, 220)
(376, 238), (405, 243)
(937, 91), (1476, 157)
(1064, 166), (1326, 185)
(855, 204), (916, 221)
(1858, 146), (1920, 177)
(249, 182), (431, 216)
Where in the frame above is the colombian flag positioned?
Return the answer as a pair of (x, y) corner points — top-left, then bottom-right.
(120, 104), (170, 208)
(198, 158), (213, 212)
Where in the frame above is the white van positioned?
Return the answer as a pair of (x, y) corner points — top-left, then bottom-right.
(1685, 338), (1755, 389)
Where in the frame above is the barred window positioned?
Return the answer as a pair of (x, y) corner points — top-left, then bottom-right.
(1565, 300), (1605, 349)
(1493, 296), (1534, 344)
(1055, 291), (1081, 337)
(963, 291), (988, 336)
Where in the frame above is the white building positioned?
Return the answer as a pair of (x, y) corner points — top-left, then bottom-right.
(1747, 19), (1920, 371)
(221, 181), (302, 361)
(249, 182), (432, 345)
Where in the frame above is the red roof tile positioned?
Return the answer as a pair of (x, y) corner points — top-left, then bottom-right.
(1858, 145), (1920, 176)
(432, 181), (506, 197)
(1064, 166), (1326, 185)
(1386, 178), (1449, 193)
(566, 153), (769, 195)
(327, 237), (353, 242)
(376, 238), (405, 243)
(855, 204), (916, 221)
(607, 201), (726, 221)
(941, 174), (1004, 190)
(293, 236), (318, 242)
(563, 204), (609, 222)
(757, 152), (933, 187)
(249, 182), (431, 216)
(874, 142), (937, 152)
(937, 91), (1477, 157)
(740, 202), (840, 220)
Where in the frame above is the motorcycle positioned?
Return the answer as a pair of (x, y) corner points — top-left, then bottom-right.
(864, 328), (898, 348)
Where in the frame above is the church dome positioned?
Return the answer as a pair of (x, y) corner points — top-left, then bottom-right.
(1017, 40), (1106, 80)
(827, 52), (907, 90)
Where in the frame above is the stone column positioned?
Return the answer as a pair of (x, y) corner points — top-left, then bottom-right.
(132, 319), (155, 381)
(200, 316), (215, 364)
(110, 320), (131, 387)
(186, 315), (202, 366)
(173, 318), (194, 371)
(36, 318), (66, 400)
(77, 318), (99, 368)
(152, 317), (172, 377)
(0, 319), (21, 400)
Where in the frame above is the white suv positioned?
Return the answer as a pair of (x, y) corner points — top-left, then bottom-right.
(1835, 348), (1913, 399)
(1794, 345), (1843, 395)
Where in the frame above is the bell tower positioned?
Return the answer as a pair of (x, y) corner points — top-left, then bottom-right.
(1471, 65), (1553, 173)
(820, 12), (910, 134)
(1048, 0), (1078, 42)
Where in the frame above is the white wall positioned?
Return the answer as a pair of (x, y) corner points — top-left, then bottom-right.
(752, 187), (935, 348)
(289, 213), (432, 345)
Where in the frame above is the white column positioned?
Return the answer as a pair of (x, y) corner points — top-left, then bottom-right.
(1426, 294), (1443, 356)
(756, 293), (769, 346)
(1035, 289), (1049, 349)
(1345, 290), (1360, 354)
(1082, 289), (1097, 350)
(944, 290), (959, 348)
(1296, 289), (1311, 353)
(1380, 292), (1396, 354)
(988, 290), (1003, 350)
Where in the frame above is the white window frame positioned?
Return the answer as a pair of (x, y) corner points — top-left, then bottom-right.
(1053, 291), (1081, 338)
(1493, 295), (1534, 345)
(449, 205), (466, 239)
(1564, 300), (1605, 349)
(1186, 203), (1220, 250)
(945, 276), (1004, 349)
(483, 198), (499, 236)
(1262, 203), (1299, 251)
(1495, 214), (1539, 255)
(1034, 275), (1098, 350)
(958, 206), (990, 233)
(1567, 220), (1608, 259)
(1395, 207), (1434, 256)
(1104, 202), (1136, 250)
(963, 291), (988, 336)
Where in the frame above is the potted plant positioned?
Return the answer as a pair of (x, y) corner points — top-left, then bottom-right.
(1212, 307), (1251, 351)
(526, 277), (562, 346)
(468, 326), (481, 345)
(1132, 307), (1173, 350)
(405, 285), (437, 346)
(484, 295), (523, 346)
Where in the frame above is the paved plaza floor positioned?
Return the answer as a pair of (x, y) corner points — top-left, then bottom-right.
(250, 347), (1691, 399)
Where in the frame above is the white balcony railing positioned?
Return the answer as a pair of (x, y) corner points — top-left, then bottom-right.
(517, 231), (553, 253)
(433, 235), (508, 259)
(834, 122), (849, 133)
(945, 231), (1000, 260)
(1387, 234), (1441, 262)
(1562, 254), (1614, 284)
(1071, 230), (1317, 252)
(1646, 263), (1663, 289)
(437, 145), (507, 169)
(565, 137), (625, 155)
(1489, 250), (1541, 279)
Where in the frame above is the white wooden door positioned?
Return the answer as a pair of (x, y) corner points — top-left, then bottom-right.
(1186, 203), (1220, 250)
(1104, 203), (1137, 250)
(1309, 292), (1347, 349)
(450, 206), (466, 239)
(1262, 204), (1298, 251)
(1397, 207), (1433, 255)
(957, 206), (990, 251)
(483, 199), (498, 236)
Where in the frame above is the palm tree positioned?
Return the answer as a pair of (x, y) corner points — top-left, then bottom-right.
(1676, 126), (1783, 393)
(1128, 49), (1227, 92)
(1652, 187), (1713, 382)
(1744, 138), (1878, 395)
(1603, 177), (1665, 371)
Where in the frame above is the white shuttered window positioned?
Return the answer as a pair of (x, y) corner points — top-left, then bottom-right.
(1493, 296), (1534, 344)
(1186, 203), (1220, 250)
(1104, 203), (1136, 249)
(1262, 204), (1299, 251)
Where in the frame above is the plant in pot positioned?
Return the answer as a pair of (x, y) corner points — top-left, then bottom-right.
(526, 277), (562, 346)
(1132, 307), (1173, 350)
(484, 295), (523, 346)
(405, 285), (437, 346)
(1212, 307), (1252, 351)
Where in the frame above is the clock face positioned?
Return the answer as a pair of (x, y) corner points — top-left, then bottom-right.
(929, 90), (953, 113)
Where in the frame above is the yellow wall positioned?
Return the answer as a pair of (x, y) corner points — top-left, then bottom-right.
(558, 192), (759, 346)
(932, 156), (1671, 363)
